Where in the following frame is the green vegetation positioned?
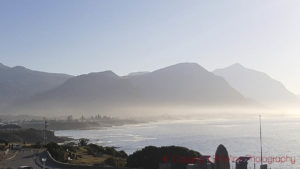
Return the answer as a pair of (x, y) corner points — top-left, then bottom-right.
(104, 157), (124, 167)
(45, 142), (211, 169)
(78, 138), (89, 146)
(87, 144), (127, 158)
(126, 146), (201, 169)
(46, 142), (67, 162)
(46, 142), (127, 167)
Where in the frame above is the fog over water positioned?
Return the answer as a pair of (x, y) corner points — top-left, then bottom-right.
(56, 114), (300, 169)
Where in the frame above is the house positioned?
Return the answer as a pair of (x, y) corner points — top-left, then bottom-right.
(0, 124), (21, 130)
(186, 156), (211, 169)
(235, 157), (251, 169)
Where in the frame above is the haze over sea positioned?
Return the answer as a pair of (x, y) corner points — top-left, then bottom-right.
(55, 115), (300, 169)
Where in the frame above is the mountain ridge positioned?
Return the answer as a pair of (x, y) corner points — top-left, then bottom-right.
(4, 63), (250, 116)
(1, 62), (297, 117)
(0, 63), (73, 108)
(214, 63), (299, 106)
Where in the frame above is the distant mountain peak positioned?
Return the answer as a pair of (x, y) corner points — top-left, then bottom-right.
(86, 70), (119, 79)
(214, 63), (299, 106)
(215, 63), (249, 73)
(155, 62), (207, 74)
(98, 70), (118, 76)
(0, 63), (10, 69)
(230, 63), (244, 68)
(224, 63), (248, 70)
(12, 66), (30, 71)
(171, 62), (202, 68)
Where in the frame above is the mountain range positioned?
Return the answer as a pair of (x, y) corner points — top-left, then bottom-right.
(214, 63), (299, 106)
(0, 62), (298, 116)
(0, 63), (71, 108)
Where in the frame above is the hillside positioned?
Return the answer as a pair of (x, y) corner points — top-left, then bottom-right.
(5, 63), (250, 116)
(0, 63), (72, 108)
(214, 63), (300, 106)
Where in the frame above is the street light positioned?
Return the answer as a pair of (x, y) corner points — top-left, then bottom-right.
(42, 158), (47, 169)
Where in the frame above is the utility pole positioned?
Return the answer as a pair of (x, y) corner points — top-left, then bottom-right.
(259, 115), (263, 166)
(44, 120), (48, 147)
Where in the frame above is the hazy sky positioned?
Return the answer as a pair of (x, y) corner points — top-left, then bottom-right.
(1, 0), (300, 93)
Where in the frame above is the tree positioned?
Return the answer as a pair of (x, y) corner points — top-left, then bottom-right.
(46, 142), (66, 162)
(126, 146), (201, 169)
(78, 138), (89, 146)
(105, 157), (118, 167)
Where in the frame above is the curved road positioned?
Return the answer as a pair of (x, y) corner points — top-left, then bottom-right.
(0, 149), (67, 169)
(0, 149), (40, 169)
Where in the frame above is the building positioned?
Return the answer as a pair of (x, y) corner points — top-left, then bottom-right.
(235, 157), (251, 169)
(0, 124), (21, 130)
(186, 156), (211, 169)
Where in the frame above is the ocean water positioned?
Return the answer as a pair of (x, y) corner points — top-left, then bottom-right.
(55, 116), (300, 169)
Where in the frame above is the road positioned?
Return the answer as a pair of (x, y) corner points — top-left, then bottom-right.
(0, 149), (67, 169)
(0, 149), (40, 169)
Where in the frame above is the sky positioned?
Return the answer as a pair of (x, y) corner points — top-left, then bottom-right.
(1, 0), (300, 93)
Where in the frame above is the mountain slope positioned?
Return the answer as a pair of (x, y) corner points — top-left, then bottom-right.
(0, 63), (72, 108)
(125, 63), (247, 105)
(213, 63), (299, 106)
(7, 63), (250, 116)
(6, 71), (140, 115)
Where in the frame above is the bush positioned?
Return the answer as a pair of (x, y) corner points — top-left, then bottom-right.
(87, 144), (104, 156)
(105, 157), (118, 167)
(62, 144), (77, 153)
(86, 144), (127, 158)
(105, 157), (126, 167)
(126, 146), (201, 169)
(118, 150), (128, 158)
(46, 142), (67, 162)
(78, 138), (89, 146)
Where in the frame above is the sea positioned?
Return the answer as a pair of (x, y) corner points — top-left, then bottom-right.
(55, 115), (300, 169)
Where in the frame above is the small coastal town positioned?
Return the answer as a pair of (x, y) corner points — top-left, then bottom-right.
(1, 0), (299, 169)
(0, 117), (265, 169)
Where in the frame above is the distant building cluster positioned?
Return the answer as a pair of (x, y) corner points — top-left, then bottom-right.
(0, 123), (21, 130)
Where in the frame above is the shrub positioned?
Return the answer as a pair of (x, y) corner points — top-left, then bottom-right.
(105, 157), (126, 167)
(46, 142), (66, 162)
(126, 146), (201, 169)
(87, 144), (127, 158)
(78, 138), (89, 146)
(105, 157), (118, 167)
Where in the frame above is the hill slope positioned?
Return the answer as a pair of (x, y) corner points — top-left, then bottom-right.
(125, 63), (246, 105)
(6, 63), (250, 116)
(214, 63), (299, 106)
(0, 63), (72, 108)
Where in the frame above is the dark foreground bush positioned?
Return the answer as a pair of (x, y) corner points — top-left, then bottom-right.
(87, 144), (127, 158)
(105, 157), (126, 167)
(46, 142), (66, 162)
(126, 146), (201, 169)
